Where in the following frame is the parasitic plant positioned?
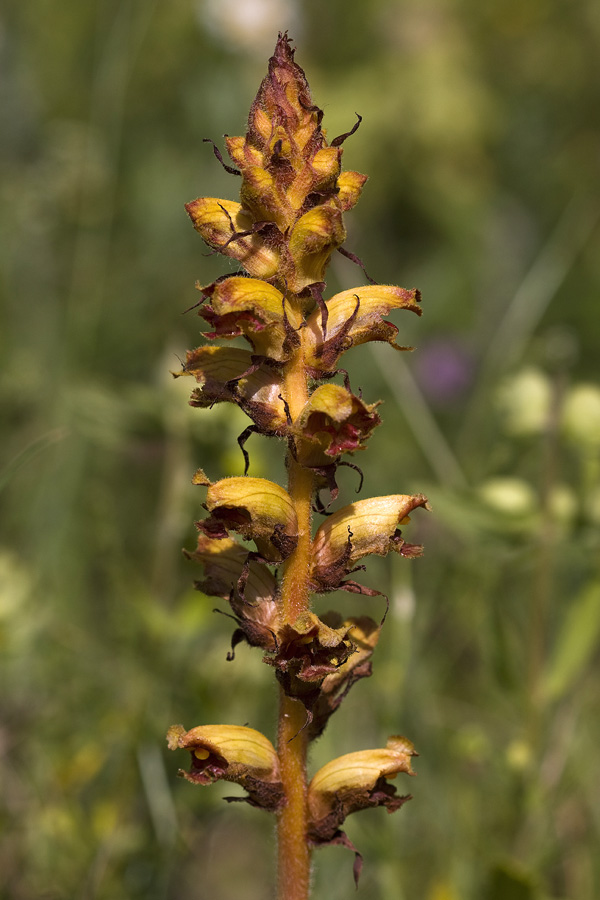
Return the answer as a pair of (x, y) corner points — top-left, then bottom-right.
(168, 33), (429, 900)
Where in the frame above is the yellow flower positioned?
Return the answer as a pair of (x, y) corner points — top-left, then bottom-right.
(311, 494), (429, 593)
(308, 735), (417, 835)
(167, 724), (283, 811)
(194, 474), (298, 561)
(304, 284), (422, 374)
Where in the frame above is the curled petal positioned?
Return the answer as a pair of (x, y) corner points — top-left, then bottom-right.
(167, 724), (284, 811)
(294, 383), (381, 466)
(307, 735), (417, 837)
(175, 345), (249, 404)
(200, 477), (298, 561)
(198, 276), (302, 361)
(185, 197), (280, 279)
(310, 494), (429, 593)
(304, 284), (422, 374)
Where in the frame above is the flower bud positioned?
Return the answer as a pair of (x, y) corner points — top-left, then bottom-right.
(167, 723), (284, 811)
(336, 170), (368, 211)
(185, 198), (280, 279)
(239, 166), (288, 229)
(287, 205), (346, 291)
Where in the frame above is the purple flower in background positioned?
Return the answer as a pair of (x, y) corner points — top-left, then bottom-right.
(414, 338), (473, 404)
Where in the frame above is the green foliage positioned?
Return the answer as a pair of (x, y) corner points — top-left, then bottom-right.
(1, 1), (599, 898)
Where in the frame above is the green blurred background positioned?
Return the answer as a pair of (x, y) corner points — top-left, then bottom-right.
(2, 1), (600, 898)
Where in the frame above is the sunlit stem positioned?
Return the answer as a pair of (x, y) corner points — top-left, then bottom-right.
(277, 335), (314, 900)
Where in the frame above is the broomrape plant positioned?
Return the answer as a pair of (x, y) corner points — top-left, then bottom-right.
(167, 33), (429, 900)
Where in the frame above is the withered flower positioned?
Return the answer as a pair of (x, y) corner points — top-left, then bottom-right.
(184, 533), (279, 652)
(294, 383), (381, 467)
(308, 615), (381, 740)
(177, 345), (288, 435)
(196, 276), (302, 362)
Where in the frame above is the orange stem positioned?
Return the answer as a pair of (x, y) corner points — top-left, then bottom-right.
(276, 337), (313, 900)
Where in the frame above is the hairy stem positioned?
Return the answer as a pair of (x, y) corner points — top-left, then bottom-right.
(277, 691), (311, 900)
(277, 339), (313, 900)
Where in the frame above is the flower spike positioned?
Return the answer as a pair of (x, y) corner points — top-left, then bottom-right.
(175, 32), (429, 893)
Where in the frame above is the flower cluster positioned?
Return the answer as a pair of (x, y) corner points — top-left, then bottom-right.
(169, 33), (428, 884)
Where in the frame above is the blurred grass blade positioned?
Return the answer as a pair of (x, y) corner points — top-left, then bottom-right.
(137, 742), (178, 848)
(371, 344), (467, 489)
(542, 581), (600, 703)
(483, 194), (599, 376)
(0, 429), (67, 494)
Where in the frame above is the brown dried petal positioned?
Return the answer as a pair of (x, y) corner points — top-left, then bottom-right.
(185, 533), (279, 651)
(267, 610), (356, 713)
(185, 534), (276, 606)
(308, 615), (381, 741)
